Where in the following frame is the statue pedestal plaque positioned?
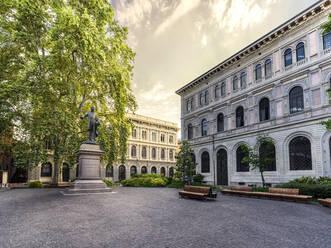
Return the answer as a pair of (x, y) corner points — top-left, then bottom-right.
(62, 143), (111, 195)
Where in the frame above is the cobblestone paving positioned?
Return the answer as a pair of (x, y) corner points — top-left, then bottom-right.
(0, 187), (330, 248)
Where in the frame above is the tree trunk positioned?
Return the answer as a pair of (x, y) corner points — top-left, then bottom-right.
(260, 171), (266, 188)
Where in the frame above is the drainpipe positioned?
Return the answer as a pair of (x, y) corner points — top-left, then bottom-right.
(212, 134), (216, 186)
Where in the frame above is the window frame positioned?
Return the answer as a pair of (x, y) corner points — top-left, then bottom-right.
(217, 113), (224, 132)
(284, 48), (292, 67)
(289, 136), (312, 170)
(188, 123), (193, 140)
(41, 162), (52, 177)
(201, 151), (210, 173)
(233, 76), (239, 90)
(264, 59), (272, 78)
(289, 86), (304, 114)
(235, 106), (244, 128)
(323, 32), (331, 50)
(255, 64), (262, 81)
(201, 119), (207, 136)
(259, 97), (270, 122)
(240, 72), (247, 88)
(296, 42), (305, 62)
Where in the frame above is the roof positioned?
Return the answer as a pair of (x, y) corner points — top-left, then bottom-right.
(175, 0), (330, 96)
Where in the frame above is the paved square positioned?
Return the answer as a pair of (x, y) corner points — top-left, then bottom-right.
(0, 187), (330, 248)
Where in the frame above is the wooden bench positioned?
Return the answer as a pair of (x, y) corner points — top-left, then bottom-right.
(222, 186), (312, 203)
(318, 198), (331, 208)
(179, 185), (217, 200)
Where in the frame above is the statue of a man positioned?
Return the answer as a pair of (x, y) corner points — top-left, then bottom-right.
(80, 106), (100, 143)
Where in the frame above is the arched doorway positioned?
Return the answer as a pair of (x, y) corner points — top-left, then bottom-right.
(130, 166), (137, 177)
(217, 149), (228, 186)
(62, 163), (70, 182)
(151, 166), (157, 174)
(169, 167), (174, 178)
(160, 167), (165, 176)
(119, 165), (126, 181)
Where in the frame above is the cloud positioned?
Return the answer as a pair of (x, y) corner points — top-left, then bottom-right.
(154, 0), (201, 36)
(201, 34), (207, 47)
(208, 0), (278, 32)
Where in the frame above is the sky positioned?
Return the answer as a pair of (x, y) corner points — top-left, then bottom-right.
(111, 0), (318, 129)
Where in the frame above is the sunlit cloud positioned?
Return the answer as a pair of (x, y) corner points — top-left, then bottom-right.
(154, 0), (201, 36)
(208, 0), (278, 32)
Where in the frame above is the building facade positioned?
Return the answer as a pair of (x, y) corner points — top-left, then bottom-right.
(27, 114), (179, 184)
(105, 114), (179, 182)
(176, 0), (331, 186)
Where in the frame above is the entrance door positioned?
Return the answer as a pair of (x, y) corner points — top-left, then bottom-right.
(119, 165), (126, 181)
(217, 149), (228, 186)
(62, 163), (70, 182)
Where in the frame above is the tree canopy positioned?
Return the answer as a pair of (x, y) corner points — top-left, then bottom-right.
(0, 0), (136, 182)
(175, 141), (196, 184)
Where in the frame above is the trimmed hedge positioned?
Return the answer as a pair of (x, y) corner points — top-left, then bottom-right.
(28, 181), (43, 188)
(121, 174), (169, 187)
(275, 182), (331, 199)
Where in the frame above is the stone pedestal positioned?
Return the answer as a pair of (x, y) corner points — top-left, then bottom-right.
(62, 143), (111, 195)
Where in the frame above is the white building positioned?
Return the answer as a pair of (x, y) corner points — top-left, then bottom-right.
(176, 0), (331, 186)
(105, 114), (179, 181)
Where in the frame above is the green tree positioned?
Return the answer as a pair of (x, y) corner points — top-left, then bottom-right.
(175, 141), (196, 185)
(240, 135), (275, 188)
(0, 0), (136, 183)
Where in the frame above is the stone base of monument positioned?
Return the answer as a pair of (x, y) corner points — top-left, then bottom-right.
(62, 143), (112, 195)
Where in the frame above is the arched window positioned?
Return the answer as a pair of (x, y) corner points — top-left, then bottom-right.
(169, 167), (174, 178)
(201, 119), (207, 136)
(221, 82), (226, 96)
(142, 146), (147, 158)
(265, 59), (272, 77)
(188, 123), (193, 140)
(236, 146), (249, 172)
(131, 145), (137, 157)
(130, 166), (137, 177)
(41, 162), (52, 177)
(215, 85), (220, 98)
(160, 167), (165, 176)
(141, 166), (147, 174)
(289, 136), (312, 170)
(289, 86), (304, 114)
(152, 148), (156, 159)
(201, 151), (210, 173)
(217, 113), (224, 132)
(161, 149), (165, 160)
(199, 93), (204, 105)
(259, 98), (270, 122)
(296, 42), (305, 61)
(169, 150), (174, 160)
(106, 166), (113, 177)
(236, 106), (244, 128)
(151, 166), (157, 174)
(240, 72), (247, 88)
(284, 48), (292, 67)
(255, 64), (262, 80)
(323, 32), (331, 50)
(259, 141), (276, 171)
(233, 76), (239, 90)
(204, 90), (209, 104)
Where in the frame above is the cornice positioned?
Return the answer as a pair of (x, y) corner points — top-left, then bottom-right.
(176, 0), (330, 96)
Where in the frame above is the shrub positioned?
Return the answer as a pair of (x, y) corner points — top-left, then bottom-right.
(252, 187), (269, 192)
(166, 181), (184, 189)
(193, 173), (204, 184)
(292, 176), (331, 185)
(28, 181), (43, 188)
(121, 174), (168, 187)
(102, 178), (116, 187)
(275, 182), (331, 199)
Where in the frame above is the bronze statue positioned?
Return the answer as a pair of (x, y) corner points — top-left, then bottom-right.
(80, 106), (100, 143)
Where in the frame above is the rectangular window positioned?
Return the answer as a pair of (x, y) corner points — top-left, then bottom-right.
(132, 128), (137, 138)
(142, 130), (147, 140)
(152, 132), (156, 142)
(169, 135), (173, 144)
(161, 134), (165, 142)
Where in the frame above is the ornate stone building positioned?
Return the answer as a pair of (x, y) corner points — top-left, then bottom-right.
(105, 114), (179, 182)
(176, 0), (331, 186)
(27, 114), (179, 184)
